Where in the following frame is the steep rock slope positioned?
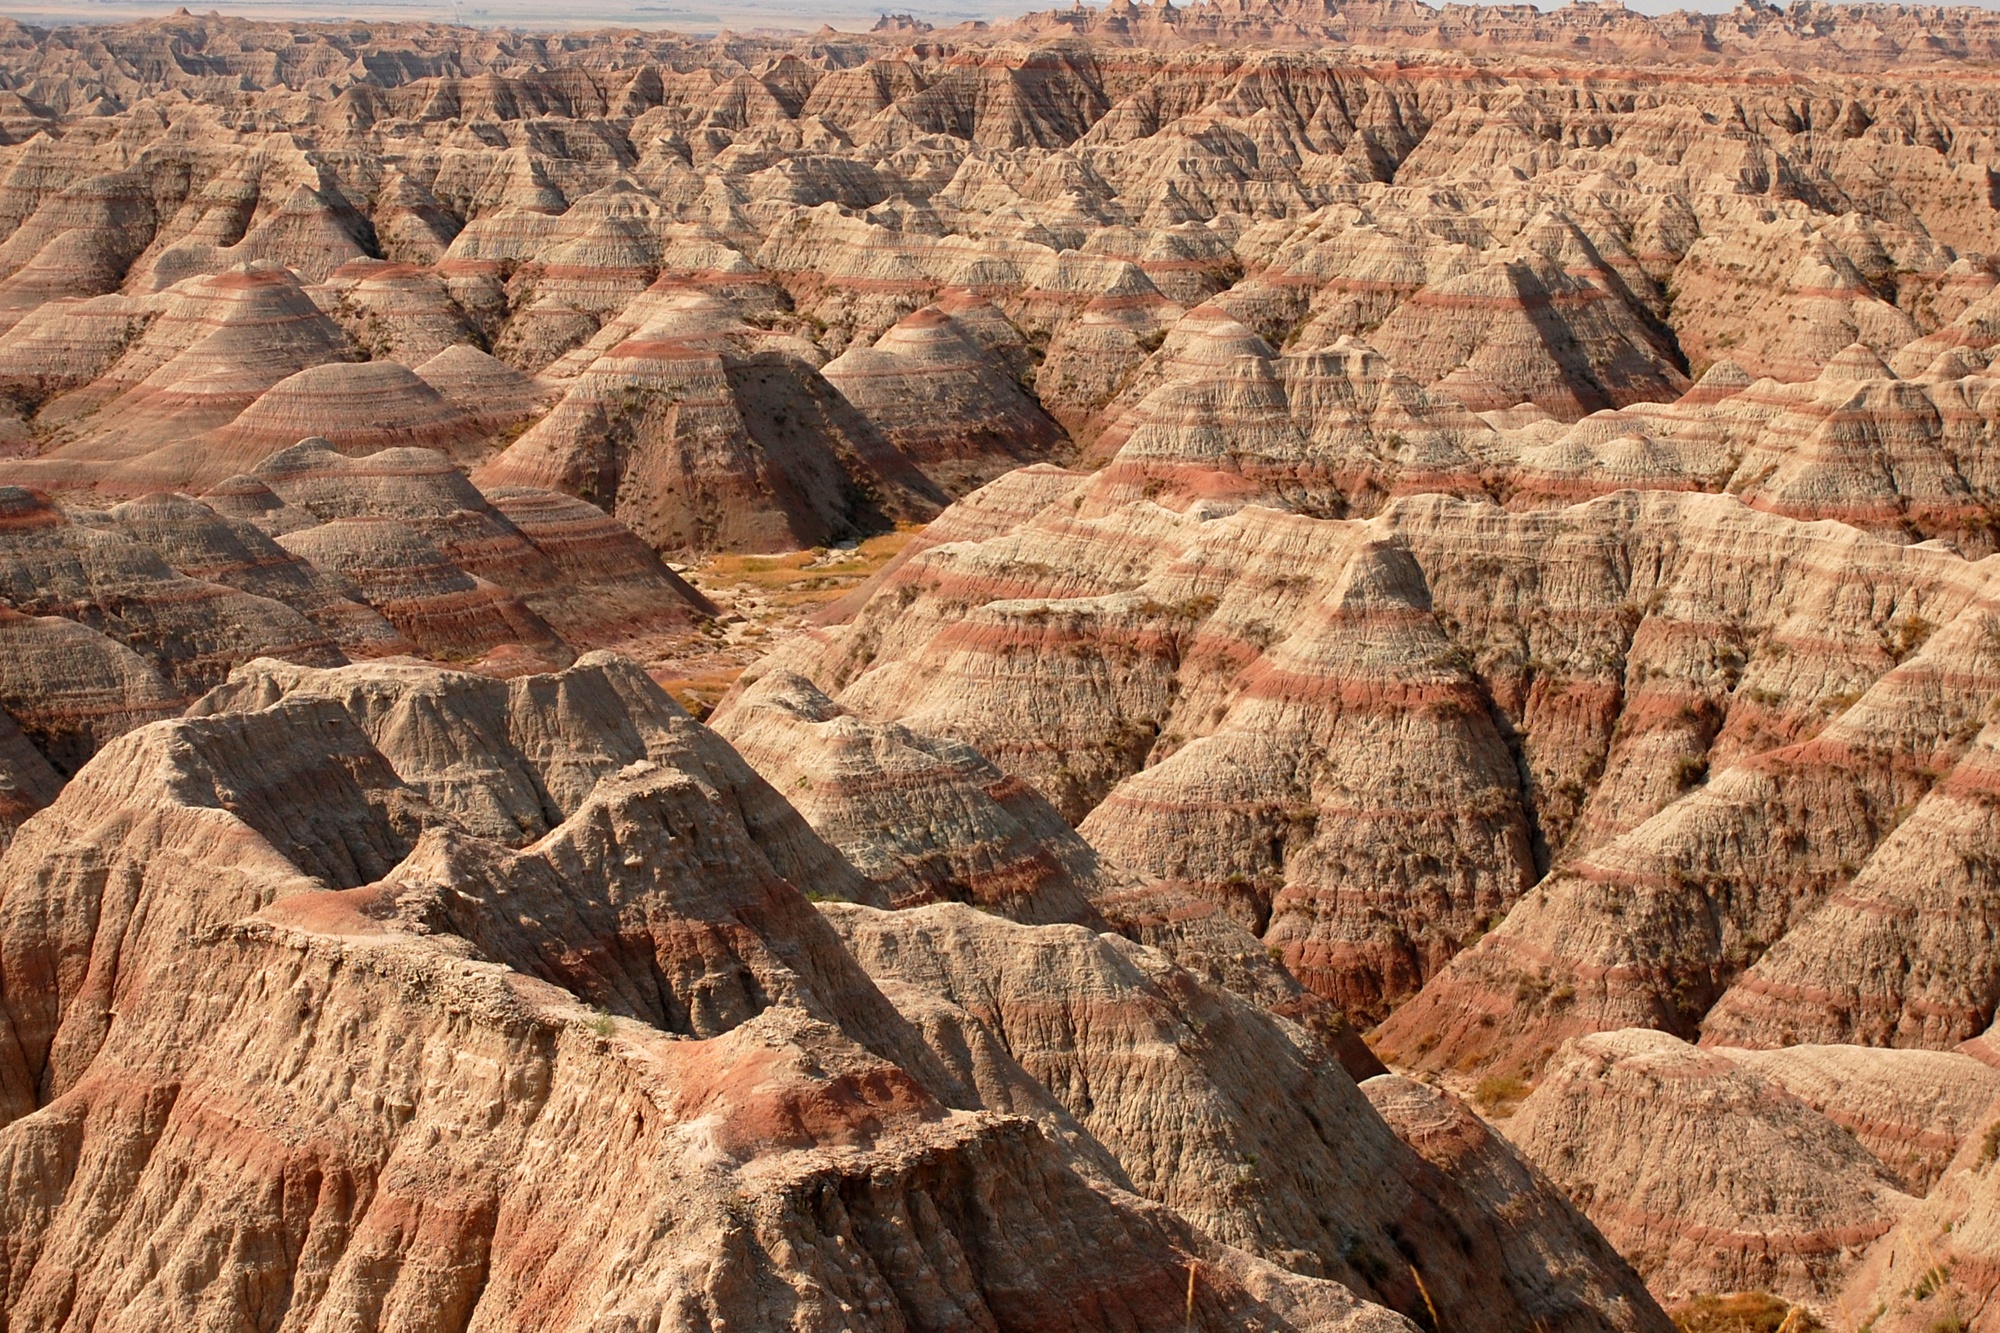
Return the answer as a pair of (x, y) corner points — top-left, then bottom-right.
(1361, 1074), (1666, 1333)
(711, 666), (1385, 1077)
(236, 439), (710, 649)
(1377, 546), (2000, 1080)
(758, 462), (1997, 1035)
(0, 483), (349, 695)
(0, 706), (58, 853)
(0, 606), (180, 779)
(16, 263), (362, 491)
(1698, 717), (2000, 1055)
(0, 653), (1416, 1333)
(825, 900), (1668, 1333)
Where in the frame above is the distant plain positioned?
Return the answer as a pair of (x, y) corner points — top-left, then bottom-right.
(1, 0), (1011, 33)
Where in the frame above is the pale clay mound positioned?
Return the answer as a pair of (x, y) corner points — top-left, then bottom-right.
(1709, 1044), (2000, 1196)
(1508, 1029), (1914, 1314)
(5, 7), (2000, 1329)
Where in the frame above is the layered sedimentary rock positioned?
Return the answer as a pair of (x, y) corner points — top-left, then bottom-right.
(761, 478), (1541, 1024)
(0, 264), (522, 492)
(1366, 248), (1689, 420)
(1711, 1044), (2000, 1195)
(1697, 713), (2000, 1056)
(0, 650), (1686, 1332)
(1508, 1030), (1913, 1312)
(999, 0), (2000, 62)
(714, 668), (1106, 923)
(1374, 529), (2000, 1080)
(275, 516), (571, 669)
(93, 489), (408, 654)
(0, 482), (346, 694)
(1840, 1089), (2000, 1333)
(19, 263), (361, 491)
(197, 359), (492, 471)
(0, 655), (1420, 1332)
(414, 343), (546, 431)
(759, 460), (2000, 1038)
(482, 485), (719, 640)
(711, 665), (1385, 1076)
(1361, 1074), (1667, 1333)
(0, 10), (1995, 551)
(246, 440), (706, 643)
(315, 259), (482, 365)
(5, 7), (2000, 1323)
(825, 900), (1668, 1333)
(0, 706), (59, 851)
(820, 302), (1072, 494)
(193, 653), (881, 898)
(0, 606), (182, 776)
(0, 445), (709, 783)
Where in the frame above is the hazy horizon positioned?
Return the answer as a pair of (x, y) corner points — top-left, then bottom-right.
(5, 0), (1996, 38)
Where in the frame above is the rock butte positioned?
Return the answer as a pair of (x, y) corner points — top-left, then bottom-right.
(2, 2), (2000, 1328)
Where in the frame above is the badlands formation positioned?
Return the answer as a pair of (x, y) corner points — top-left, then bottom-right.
(5, 2), (2000, 1331)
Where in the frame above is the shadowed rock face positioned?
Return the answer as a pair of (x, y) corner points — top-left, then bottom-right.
(473, 289), (948, 554)
(1361, 1075), (1668, 1333)
(820, 302), (1073, 494)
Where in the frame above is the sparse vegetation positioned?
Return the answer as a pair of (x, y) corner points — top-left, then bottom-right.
(1977, 1120), (2000, 1169)
(1672, 753), (1710, 789)
(1887, 614), (1936, 663)
(1669, 1293), (1824, 1333)
(1473, 1074), (1532, 1116)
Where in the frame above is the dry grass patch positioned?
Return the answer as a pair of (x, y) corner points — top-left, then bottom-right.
(1669, 1293), (1824, 1333)
(653, 668), (744, 720)
(1473, 1074), (1532, 1117)
(694, 527), (919, 612)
